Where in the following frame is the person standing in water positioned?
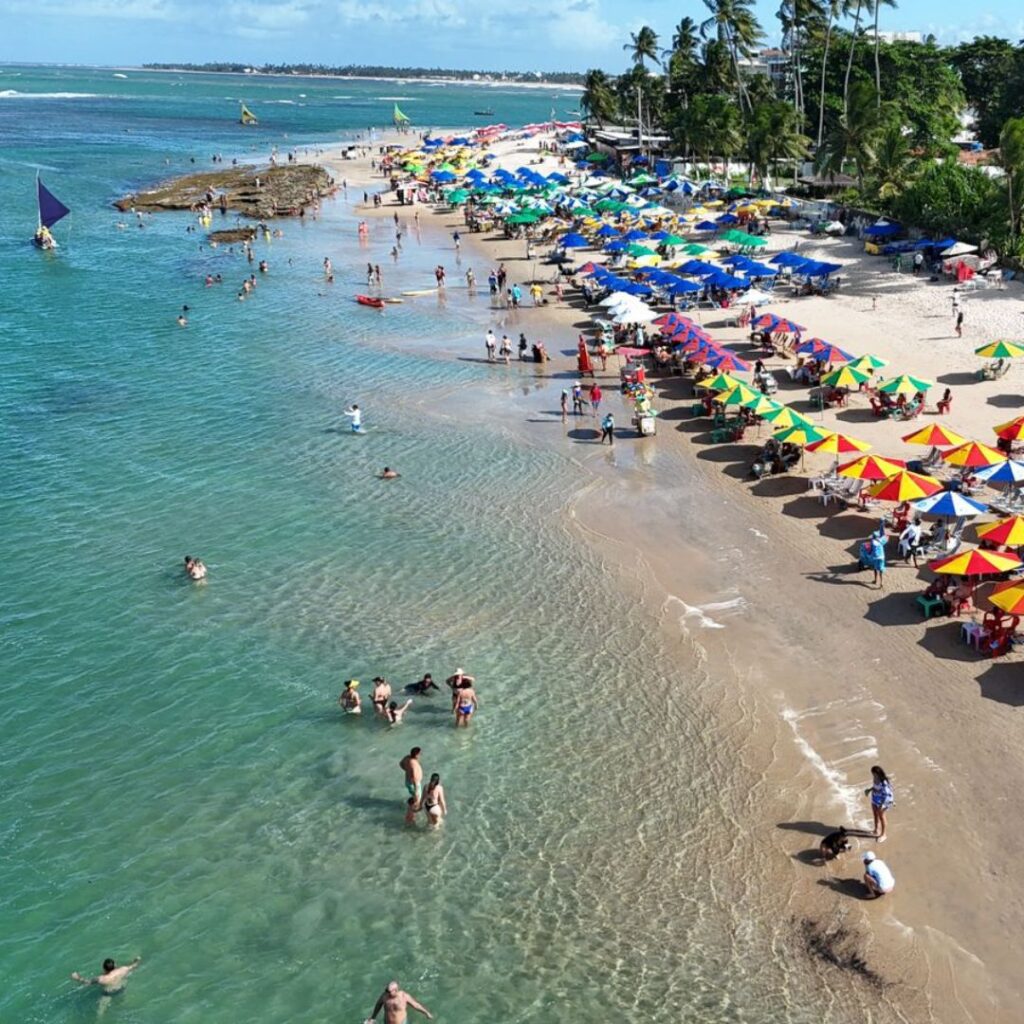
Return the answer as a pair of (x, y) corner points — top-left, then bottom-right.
(445, 668), (475, 708)
(71, 956), (142, 993)
(399, 748), (423, 809)
(366, 980), (433, 1024)
(422, 773), (447, 827)
(453, 680), (478, 727)
(371, 677), (392, 714)
(338, 680), (361, 714)
(867, 765), (894, 841)
(344, 404), (363, 433)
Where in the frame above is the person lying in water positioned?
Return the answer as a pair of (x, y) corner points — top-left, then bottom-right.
(386, 699), (413, 725)
(71, 956), (142, 993)
(183, 556), (207, 580)
(408, 673), (439, 695)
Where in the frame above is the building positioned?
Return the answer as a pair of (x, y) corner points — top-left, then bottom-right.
(737, 49), (791, 92)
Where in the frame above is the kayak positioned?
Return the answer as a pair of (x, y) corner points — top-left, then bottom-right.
(355, 294), (385, 308)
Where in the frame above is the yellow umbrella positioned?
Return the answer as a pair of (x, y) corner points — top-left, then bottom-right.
(901, 424), (968, 448)
(941, 441), (1007, 468)
(773, 424), (834, 447)
(975, 340), (1024, 359)
(838, 455), (907, 480)
(989, 579), (1024, 614)
(696, 372), (742, 392)
(867, 469), (944, 501)
(848, 354), (888, 373)
(761, 405), (814, 430)
(742, 394), (783, 416)
(805, 431), (871, 456)
(877, 373), (934, 395)
(820, 365), (870, 389)
(976, 515), (1024, 547)
(714, 382), (761, 406)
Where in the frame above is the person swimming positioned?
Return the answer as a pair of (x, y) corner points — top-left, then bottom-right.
(386, 699), (413, 725)
(408, 673), (439, 695)
(183, 555), (207, 581)
(71, 956), (142, 994)
(379, 467), (400, 479)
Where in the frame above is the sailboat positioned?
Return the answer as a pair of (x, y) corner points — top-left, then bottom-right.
(34, 175), (70, 250)
(393, 103), (411, 130)
(239, 103), (258, 125)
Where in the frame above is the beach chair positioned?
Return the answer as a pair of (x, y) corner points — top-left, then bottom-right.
(869, 396), (890, 418)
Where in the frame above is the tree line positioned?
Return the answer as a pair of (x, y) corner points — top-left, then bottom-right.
(580, 8), (1024, 259)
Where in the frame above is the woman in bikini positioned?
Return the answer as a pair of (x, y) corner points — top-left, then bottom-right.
(338, 680), (361, 715)
(454, 681), (478, 728)
(422, 773), (447, 827)
(371, 677), (392, 715)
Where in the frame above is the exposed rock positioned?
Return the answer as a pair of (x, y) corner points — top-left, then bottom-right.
(208, 228), (257, 244)
(114, 164), (335, 220)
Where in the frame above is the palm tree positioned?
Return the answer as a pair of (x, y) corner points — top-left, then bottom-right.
(816, 0), (852, 147)
(664, 16), (700, 64)
(747, 100), (811, 184)
(700, 0), (764, 115)
(580, 69), (617, 127)
(842, 0), (875, 115)
(871, 120), (916, 199)
(871, 0), (897, 104)
(664, 17), (701, 108)
(624, 26), (661, 69)
(999, 117), (1024, 239)
(777, 0), (824, 127)
(816, 80), (883, 187)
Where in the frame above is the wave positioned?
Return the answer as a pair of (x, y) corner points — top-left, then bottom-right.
(0, 157), (61, 172)
(377, 96), (415, 101)
(0, 90), (101, 99)
(267, 99), (295, 104)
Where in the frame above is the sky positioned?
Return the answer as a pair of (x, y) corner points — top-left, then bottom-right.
(2, 0), (1024, 72)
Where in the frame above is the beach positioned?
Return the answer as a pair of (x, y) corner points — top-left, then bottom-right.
(2, 65), (1022, 1024)
(316, 130), (1024, 1022)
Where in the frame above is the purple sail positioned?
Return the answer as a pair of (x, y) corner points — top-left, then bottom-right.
(37, 178), (70, 229)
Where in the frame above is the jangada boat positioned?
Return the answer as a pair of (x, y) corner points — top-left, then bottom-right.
(34, 175), (70, 250)
(239, 103), (258, 126)
(355, 294), (385, 308)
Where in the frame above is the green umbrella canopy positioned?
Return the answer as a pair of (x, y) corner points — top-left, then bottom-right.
(877, 373), (935, 394)
(595, 198), (629, 212)
(744, 235), (768, 247)
(628, 172), (657, 185)
(506, 211), (543, 224)
(660, 233), (687, 246)
(682, 242), (710, 254)
(820, 365), (870, 388)
(626, 242), (657, 256)
(586, 152), (609, 162)
(975, 339), (1024, 359)
(446, 188), (471, 204)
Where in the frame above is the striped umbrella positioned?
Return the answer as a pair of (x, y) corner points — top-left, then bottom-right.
(773, 424), (834, 447)
(820, 365), (870, 389)
(877, 373), (935, 395)
(837, 455), (907, 480)
(761, 405), (814, 430)
(848, 353), (888, 372)
(941, 440), (1007, 468)
(975, 340), (1024, 359)
(993, 415), (1024, 441)
(974, 459), (1024, 486)
(805, 431), (871, 456)
(704, 351), (752, 373)
(742, 394), (783, 416)
(912, 491), (988, 518)
(754, 314), (804, 333)
(928, 547), (1023, 576)
(901, 424), (968, 447)
(796, 339), (854, 363)
(976, 515), (1024, 546)
(867, 470), (944, 501)
(989, 579), (1024, 614)
(714, 382), (761, 406)
(695, 372), (742, 391)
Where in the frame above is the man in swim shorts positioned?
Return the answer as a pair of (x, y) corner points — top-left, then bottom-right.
(71, 956), (142, 994)
(371, 677), (392, 714)
(366, 979), (433, 1024)
(399, 747), (423, 809)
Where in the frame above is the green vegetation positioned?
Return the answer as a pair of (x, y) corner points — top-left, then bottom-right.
(583, 19), (1024, 257)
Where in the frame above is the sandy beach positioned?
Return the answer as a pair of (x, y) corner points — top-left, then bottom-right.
(314, 130), (1024, 1023)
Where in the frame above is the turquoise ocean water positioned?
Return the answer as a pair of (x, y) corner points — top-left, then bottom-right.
(1, 65), (894, 1023)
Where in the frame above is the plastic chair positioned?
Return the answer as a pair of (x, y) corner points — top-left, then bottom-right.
(936, 396), (952, 415)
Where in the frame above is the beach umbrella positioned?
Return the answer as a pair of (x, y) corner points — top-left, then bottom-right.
(975, 340), (1024, 359)
(805, 431), (871, 456)
(704, 351), (752, 373)
(714, 382), (761, 406)
(696, 372), (743, 391)
(445, 188), (471, 204)
(660, 233), (687, 246)
(796, 339), (854, 364)
(928, 547), (1022, 576)
(901, 424), (968, 448)
(837, 455), (907, 480)
(761, 405), (814, 430)
(558, 232), (589, 248)
(505, 211), (542, 224)
(681, 243), (711, 255)
(941, 441), (1006, 468)
(626, 242), (657, 256)
(742, 394), (783, 416)
(912, 491), (988, 518)
(989, 579), (1024, 615)
(977, 515), (1024, 547)
(848, 353), (888, 372)
(867, 470), (944, 501)
(595, 224), (620, 238)
(877, 373), (934, 395)
(753, 314), (804, 333)
(773, 424), (833, 446)
(993, 416), (1024, 442)
(820, 366), (869, 389)
(974, 459), (1024, 485)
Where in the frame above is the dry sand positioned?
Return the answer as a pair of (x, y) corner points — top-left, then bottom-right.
(314, 131), (1024, 1023)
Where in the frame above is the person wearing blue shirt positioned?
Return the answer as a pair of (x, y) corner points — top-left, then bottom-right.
(862, 852), (895, 898)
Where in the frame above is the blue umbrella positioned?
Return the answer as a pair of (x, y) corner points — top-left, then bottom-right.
(622, 229), (648, 241)
(596, 224), (620, 238)
(974, 459), (1024, 485)
(604, 240), (627, 252)
(679, 259), (715, 275)
(666, 279), (702, 294)
(431, 170), (457, 183)
(559, 232), (590, 249)
(912, 491), (989, 517)
(695, 220), (719, 231)
(770, 251), (810, 267)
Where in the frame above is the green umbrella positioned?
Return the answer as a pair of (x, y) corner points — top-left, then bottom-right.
(820, 366), (870, 388)
(505, 211), (543, 225)
(661, 233), (687, 246)
(877, 373), (934, 394)
(446, 188), (471, 204)
(848, 353), (888, 372)
(682, 242), (710, 255)
(586, 152), (609, 163)
(595, 198), (628, 212)
(626, 242), (657, 256)
(744, 235), (767, 247)
(628, 172), (657, 185)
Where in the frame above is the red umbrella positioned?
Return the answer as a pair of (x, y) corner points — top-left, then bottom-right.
(704, 350), (752, 373)
(797, 338), (853, 363)
(754, 313), (805, 333)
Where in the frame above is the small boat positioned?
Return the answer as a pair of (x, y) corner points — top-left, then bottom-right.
(239, 103), (258, 125)
(33, 174), (70, 250)
(474, 109), (494, 116)
(393, 103), (411, 128)
(355, 294), (385, 308)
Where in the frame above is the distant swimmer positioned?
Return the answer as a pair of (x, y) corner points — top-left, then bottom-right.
(339, 679), (362, 714)
(453, 681), (478, 728)
(323, 257), (333, 277)
(399, 747), (423, 809)
(176, 314), (188, 327)
(371, 677), (392, 714)
(422, 773), (447, 827)
(379, 467), (400, 479)
(183, 555), (207, 581)
(409, 673), (439, 695)
(366, 980), (433, 1024)
(71, 956), (142, 994)
(386, 699), (413, 726)
(344, 404), (364, 433)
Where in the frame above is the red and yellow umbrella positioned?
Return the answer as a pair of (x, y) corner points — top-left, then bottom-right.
(928, 547), (1023, 576)
(989, 579), (1024, 614)
(976, 515), (1024, 547)
(805, 432), (871, 456)
(941, 440), (1007, 468)
(867, 469), (944, 501)
(901, 424), (967, 448)
(837, 454), (906, 480)
(993, 416), (1024, 442)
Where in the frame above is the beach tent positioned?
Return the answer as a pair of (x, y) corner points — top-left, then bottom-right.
(863, 221), (900, 237)
(940, 241), (978, 258)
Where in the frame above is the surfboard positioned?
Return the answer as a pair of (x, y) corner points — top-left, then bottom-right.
(401, 288), (437, 297)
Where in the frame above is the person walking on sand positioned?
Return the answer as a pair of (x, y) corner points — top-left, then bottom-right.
(485, 329), (497, 362)
(867, 765), (894, 841)
(453, 680), (479, 727)
(600, 412), (615, 445)
(955, 309), (964, 337)
(71, 956), (142, 993)
(366, 980), (433, 1024)
(518, 333), (528, 361)
(572, 383), (584, 416)
(422, 773), (447, 827)
(500, 334), (512, 365)
(862, 852), (895, 898)
(589, 383), (602, 416)
(399, 748), (424, 809)
(560, 388), (569, 423)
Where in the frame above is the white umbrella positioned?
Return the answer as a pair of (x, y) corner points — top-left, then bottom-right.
(744, 288), (775, 305)
(940, 241), (978, 257)
(612, 305), (658, 323)
(599, 291), (637, 307)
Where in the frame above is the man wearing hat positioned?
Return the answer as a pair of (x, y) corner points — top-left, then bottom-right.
(862, 851), (895, 898)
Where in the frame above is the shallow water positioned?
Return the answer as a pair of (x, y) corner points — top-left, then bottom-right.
(0, 65), (914, 1023)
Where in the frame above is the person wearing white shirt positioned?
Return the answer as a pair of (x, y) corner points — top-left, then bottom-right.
(344, 404), (363, 432)
(898, 518), (923, 566)
(862, 852), (895, 897)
